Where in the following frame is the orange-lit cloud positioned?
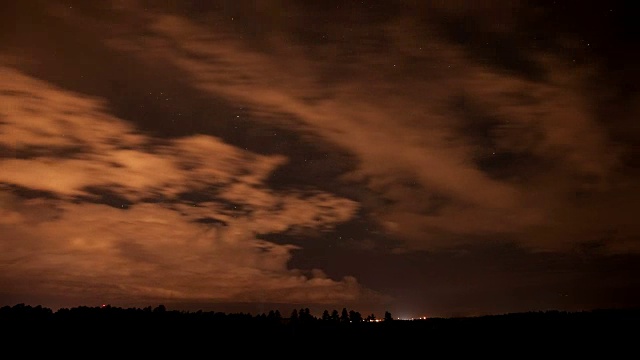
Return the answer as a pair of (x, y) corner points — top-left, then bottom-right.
(0, 65), (377, 308)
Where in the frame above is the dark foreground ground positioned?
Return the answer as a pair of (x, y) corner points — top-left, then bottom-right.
(1, 305), (638, 355)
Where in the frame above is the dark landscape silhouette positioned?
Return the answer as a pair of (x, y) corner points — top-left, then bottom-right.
(2, 303), (638, 347)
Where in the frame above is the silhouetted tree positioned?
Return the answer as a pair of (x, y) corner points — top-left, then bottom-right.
(299, 307), (313, 322)
(322, 310), (331, 321)
(349, 310), (363, 323)
(331, 309), (340, 322)
(267, 310), (283, 322)
(290, 308), (299, 322)
(340, 308), (350, 323)
(384, 311), (393, 322)
(366, 313), (376, 322)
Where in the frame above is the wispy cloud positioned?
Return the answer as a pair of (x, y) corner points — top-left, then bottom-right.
(104, 8), (636, 253)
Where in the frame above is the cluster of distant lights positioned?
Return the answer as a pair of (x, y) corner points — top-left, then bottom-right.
(395, 316), (429, 321)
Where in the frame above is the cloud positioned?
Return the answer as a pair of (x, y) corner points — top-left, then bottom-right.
(0, 65), (375, 308)
(0, 201), (354, 302)
(102, 8), (637, 253)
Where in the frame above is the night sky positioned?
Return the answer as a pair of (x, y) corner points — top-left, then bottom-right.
(1, 0), (639, 319)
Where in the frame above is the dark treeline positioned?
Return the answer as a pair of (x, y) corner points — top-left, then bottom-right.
(2, 303), (638, 334)
(0, 303), (393, 338)
(2, 303), (639, 350)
